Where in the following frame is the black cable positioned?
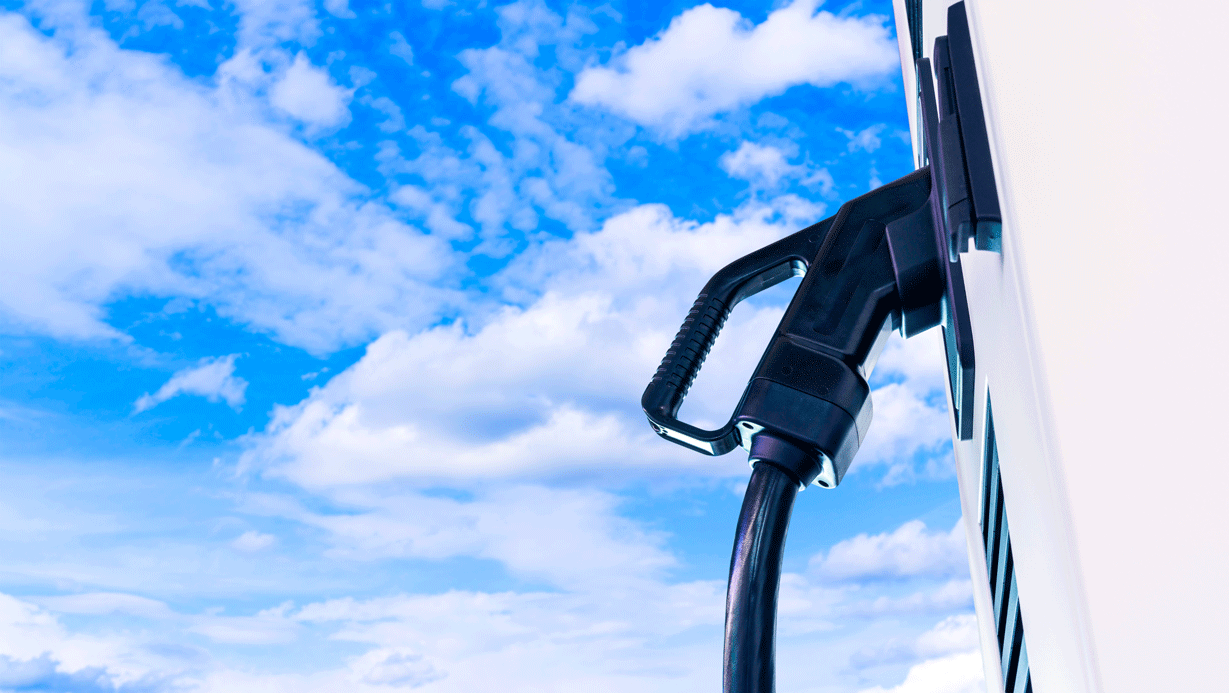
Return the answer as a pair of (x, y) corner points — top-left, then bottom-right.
(724, 460), (800, 693)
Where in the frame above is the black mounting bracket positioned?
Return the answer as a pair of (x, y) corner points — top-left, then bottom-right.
(924, 1), (1002, 258)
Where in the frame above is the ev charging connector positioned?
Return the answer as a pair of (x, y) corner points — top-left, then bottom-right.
(642, 166), (945, 491)
(640, 5), (998, 691)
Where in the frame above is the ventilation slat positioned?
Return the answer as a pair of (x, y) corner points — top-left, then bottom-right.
(982, 399), (1031, 692)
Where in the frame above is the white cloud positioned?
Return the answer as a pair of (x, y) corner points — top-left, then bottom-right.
(241, 188), (948, 488)
(849, 614), (981, 670)
(270, 53), (353, 128)
(720, 142), (793, 187)
(0, 593), (152, 686)
(841, 124), (888, 153)
(858, 651), (985, 693)
(324, 0), (355, 19)
(243, 484), (676, 592)
(841, 580), (973, 618)
(380, 1), (618, 256)
(364, 95), (406, 133)
(915, 614), (981, 659)
(286, 586), (725, 693)
(811, 520), (969, 582)
(389, 31), (414, 65)
(352, 647), (443, 687)
(875, 328), (948, 392)
(28, 590), (300, 646)
(231, 530), (277, 553)
(229, 0), (320, 48)
(0, 591), (302, 690)
(34, 592), (175, 620)
(719, 141), (835, 193)
(0, 499), (980, 692)
(190, 602), (301, 644)
(0, 14), (458, 352)
(570, 0), (899, 135)
(858, 383), (951, 483)
(242, 201), (801, 487)
(134, 355), (248, 413)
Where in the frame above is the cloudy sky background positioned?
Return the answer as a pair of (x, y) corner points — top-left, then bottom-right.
(0, 0), (984, 690)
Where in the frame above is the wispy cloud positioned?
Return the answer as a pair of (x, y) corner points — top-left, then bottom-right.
(231, 530), (276, 553)
(811, 520), (969, 582)
(134, 355), (248, 413)
(34, 592), (176, 620)
(857, 650), (985, 693)
(840, 124), (888, 153)
(719, 141), (835, 194)
(242, 484), (677, 592)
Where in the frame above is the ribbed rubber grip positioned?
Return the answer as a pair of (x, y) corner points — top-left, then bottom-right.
(641, 219), (823, 457)
(651, 293), (731, 405)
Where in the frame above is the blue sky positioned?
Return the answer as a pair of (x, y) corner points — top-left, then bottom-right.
(0, 0), (984, 691)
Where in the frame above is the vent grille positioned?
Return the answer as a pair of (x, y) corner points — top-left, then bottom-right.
(981, 401), (1032, 693)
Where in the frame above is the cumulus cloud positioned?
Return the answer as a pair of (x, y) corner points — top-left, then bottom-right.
(240, 185), (951, 488)
(721, 142), (794, 185)
(719, 142), (834, 193)
(849, 614), (981, 671)
(0, 12), (457, 352)
(856, 330), (954, 483)
(874, 328), (948, 391)
(811, 520), (969, 582)
(857, 650), (985, 693)
(0, 654), (142, 693)
(570, 0), (899, 135)
(242, 201), (805, 487)
(841, 124), (888, 153)
(270, 53), (353, 128)
(231, 530), (277, 553)
(353, 648), (442, 688)
(0, 593), (152, 686)
(134, 355), (248, 413)
(914, 615), (981, 659)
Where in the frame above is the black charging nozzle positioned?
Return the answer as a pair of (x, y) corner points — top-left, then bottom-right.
(642, 168), (944, 691)
(642, 164), (945, 490)
(641, 48), (981, 693)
